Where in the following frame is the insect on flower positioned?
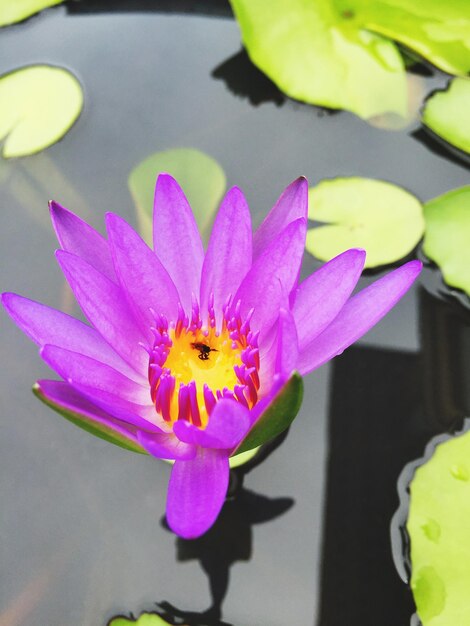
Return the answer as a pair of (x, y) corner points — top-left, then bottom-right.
(2, 174), (421, 538)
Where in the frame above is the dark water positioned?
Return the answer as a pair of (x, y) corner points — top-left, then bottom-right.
(0, 3), (469, 625)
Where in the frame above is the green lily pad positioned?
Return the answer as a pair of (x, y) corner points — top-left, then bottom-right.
(422, 78), (470, 155)
(229, 0), (407, 119)
(108, 613), (171, 626)
(0, 65), (83, 158)
(128, 148), (226, 244)
(33, 383), (147, 455)
(235, 373), (304, 455)
(423, 186), (470, 296)
(337, 0), (470, 76)
(306, 177), (424, 268)
(0, 0), (63, 26)
(407, 426), (470, 625)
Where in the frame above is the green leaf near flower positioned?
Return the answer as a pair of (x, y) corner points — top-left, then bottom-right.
(336, 0), (470, 76)
(128, 148), (226, 245)
(407, 427), (470, 625)
(229, 0), (407, 119)
(423, 186), (470, 296)
(108, 613), (172, 626)
(422, 78), (470, 156)
(33, 383), (148, 455)
(306, 177), (424, 268)
(0, 65), (83, 158)
(0, 0), (63, 26)
(235, 373), (304, 455)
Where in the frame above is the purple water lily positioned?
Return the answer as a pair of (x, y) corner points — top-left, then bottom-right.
(2, 174), (421, 538)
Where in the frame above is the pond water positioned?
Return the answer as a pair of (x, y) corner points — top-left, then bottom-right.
(0, 3), (469, 625)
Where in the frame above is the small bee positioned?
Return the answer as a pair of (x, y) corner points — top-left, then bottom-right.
(191, 342), (218, 361)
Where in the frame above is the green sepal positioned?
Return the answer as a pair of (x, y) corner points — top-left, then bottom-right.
(33, 383), (148, 455)
(108, 613), (171, 626)
(234, 373), (303, 456)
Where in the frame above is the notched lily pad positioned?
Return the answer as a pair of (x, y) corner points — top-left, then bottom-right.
(0, 0), (63, 26)
(33, 383), (147, 455)
(0, 65), (83, 158)
(422, 78), (470, 156)
(338, 0), (470, 76)
(408, 426), (470, 625)
(423, 186), (470, 297)
(108, 613), (173, 626)
(235, 373), (303, 455)
(306, 177), (424, 268)
(229, 0), (407, 119)
(128, 148), (226, 244)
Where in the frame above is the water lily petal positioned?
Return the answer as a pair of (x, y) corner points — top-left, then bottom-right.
(253, 177), (308, 260)
(40, 345), (161, 431)
(35, 379), (141, 442)
(236, 218), (306, 338)
(56, 250), (148, 373)
(166, 448), (229, 539)
(200, 186), (252, 317)
(275, 309), (299, 379)
(298, 260), (422, 374)
(50, 201), (116, 281)
(106, 213), (180, 328)
(153, 174), (204, 313)
(137, 430), (196, 460)
(173, 398), (251, 449)
(1, 293), (145, 383)
(292, 248), (366, 349)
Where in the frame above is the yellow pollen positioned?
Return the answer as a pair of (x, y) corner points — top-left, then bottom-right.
(164, 326), (244, 426)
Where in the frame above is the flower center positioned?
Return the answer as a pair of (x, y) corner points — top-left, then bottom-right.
(148, 295), (260, 428)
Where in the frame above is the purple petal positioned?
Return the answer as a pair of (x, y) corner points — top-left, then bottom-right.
(1, 293), (145, 383)
(235, 218), (306, 339)
(298, 260), (422, 375)
(40, 345), (161, 431)
(106, 213), (180, 329)
(153, 174), (204, 314)
(137, 431), (196, 460)
(166, 448), (229, 538)
(173, 399), (251, 449)
(200, 187), (252, 318)
(36, 379), (142, 443)
(292, 249), (366, 349)
(50, 201), (116, 281)
(275, 309), (299, 379)
(56, 250), (148, 373)
(253, 177), (308, 261)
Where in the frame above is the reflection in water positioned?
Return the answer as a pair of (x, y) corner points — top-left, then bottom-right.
(160, 438), (294, 625)
(318, 287), (470, 625)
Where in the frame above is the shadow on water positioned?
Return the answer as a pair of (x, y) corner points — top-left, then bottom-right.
(158, 434), (294, 625)
(212, 49), (286, 107)
(317, 286), (470, 626)
(66, 0), (233, 18)
(411, 128), (470, 172)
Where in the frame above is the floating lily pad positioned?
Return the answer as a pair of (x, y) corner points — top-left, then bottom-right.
(0, 0), (63, 26)
(0, 65), (83, 158)
(306, 177), (424, 268)
(338, 0), (470, 76)
(230, 0), (407, 119)
(423, 186), (470, 296)
(422, 78), (470, 156)
(129, 148), (226, 244)
(407, 427), (470, 625)
(108, 613), (172, 626)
